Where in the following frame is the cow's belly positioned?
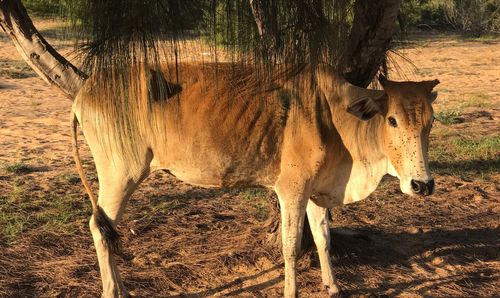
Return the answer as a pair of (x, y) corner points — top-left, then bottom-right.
(167, 167), (228, 188)
(311, 181), (379, 208)
(151, 149), (280, 188)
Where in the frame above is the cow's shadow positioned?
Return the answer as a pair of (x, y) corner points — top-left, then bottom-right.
(166, 226), (499, 297)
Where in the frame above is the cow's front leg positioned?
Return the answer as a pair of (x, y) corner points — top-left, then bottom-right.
(306, 200), (347, 298)
(87, 150), (152, 297)
(275, 180), (309, 298)
(90, 175), (146, 298)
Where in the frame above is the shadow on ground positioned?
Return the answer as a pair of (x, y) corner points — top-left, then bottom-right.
(431, 159), (499, 177)
(329, 226), (499, 294)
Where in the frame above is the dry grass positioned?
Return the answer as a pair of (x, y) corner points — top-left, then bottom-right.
(0, 21), (499, 297)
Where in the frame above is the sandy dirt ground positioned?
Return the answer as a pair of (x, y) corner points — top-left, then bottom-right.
(0, 20), (499, 297)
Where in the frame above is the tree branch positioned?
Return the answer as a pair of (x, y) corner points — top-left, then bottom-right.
(249, 0), (281, 52)
(0, 0), (87, 98)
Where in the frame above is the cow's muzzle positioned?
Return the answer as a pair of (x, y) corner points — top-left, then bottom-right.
(411, 179), (434, 196)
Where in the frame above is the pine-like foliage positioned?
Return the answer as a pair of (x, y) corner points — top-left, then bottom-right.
(64, 0), (353, 78)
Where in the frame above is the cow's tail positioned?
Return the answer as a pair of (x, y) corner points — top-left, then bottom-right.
(71, 111), (122, 256)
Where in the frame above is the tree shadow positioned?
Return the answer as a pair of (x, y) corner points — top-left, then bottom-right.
(148, 187), (230, 203)
(334, 226), (499, 262)
(165, 264), (284, 297)
(430, 159), (499, 177)
(349, 269), (497, 297)
(329, 226), (499, 295)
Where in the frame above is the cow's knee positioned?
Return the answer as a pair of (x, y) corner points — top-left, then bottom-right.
(89, 215), (102, 241)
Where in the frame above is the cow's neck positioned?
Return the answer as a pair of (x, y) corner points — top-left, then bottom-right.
(333, 107), (384, 160)
(329, 104), (390, 203)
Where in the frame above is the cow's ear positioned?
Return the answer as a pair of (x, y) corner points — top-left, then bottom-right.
(429, 79), (440, 89)
(347, 90), (387, 120)
(429, 91), (438, 103)
(148, 68), (182, 101)
(423, 79), (439, 103)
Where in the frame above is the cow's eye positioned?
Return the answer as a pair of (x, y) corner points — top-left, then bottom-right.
(388, 117), (398, 127)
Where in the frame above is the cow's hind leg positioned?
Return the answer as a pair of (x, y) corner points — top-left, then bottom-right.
(306, 200), (347, 297)
(89, 152), (152, 298)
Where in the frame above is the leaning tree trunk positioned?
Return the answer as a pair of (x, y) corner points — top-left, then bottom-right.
(0, 0), (86, 98)
(342, 0), (402, 88)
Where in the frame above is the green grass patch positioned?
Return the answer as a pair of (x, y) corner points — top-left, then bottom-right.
(451, 137), (499, 160)
(431, 135), (499, 161)
(57, 172), (81, 185)
(239, 188), (269, 222)
(134, 196), (187, 222)
(2, 162), (34, 174)
(150, 200), (184, 215)
(434, 93), (493, 125)
(23, 0), (60, 16)
(458, 93), (493, 109)
(0, 208), (31, 245)
(435, 110), (463, 125)
(0, 60), (37, 79)
(430, 135), (500, 180)
(0, 186), (89, 245)
(239, 187), (267, 200)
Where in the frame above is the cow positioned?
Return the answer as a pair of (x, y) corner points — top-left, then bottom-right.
(70, 63), (439, 297)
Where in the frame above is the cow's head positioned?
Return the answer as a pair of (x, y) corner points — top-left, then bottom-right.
(347, 75), (439, 196)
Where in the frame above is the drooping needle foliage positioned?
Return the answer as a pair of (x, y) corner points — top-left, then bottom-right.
(64, 0), (353, 79)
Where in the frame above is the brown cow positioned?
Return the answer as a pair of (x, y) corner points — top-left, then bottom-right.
(71, 63), (439, 297)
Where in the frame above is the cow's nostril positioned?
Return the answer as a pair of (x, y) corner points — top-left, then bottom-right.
(411, 179), (434, 196)
(411, 179), (421, 193)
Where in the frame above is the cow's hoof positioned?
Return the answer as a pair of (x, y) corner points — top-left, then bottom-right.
(333, 291), (350, 298)
(100, 289), (130, 298)
(325, 286), (350, 298)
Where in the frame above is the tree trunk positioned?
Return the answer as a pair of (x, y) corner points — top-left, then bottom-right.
(0, 0), (86, 98)
(249, 0), (281, 53)
(342, 0), (402, 87)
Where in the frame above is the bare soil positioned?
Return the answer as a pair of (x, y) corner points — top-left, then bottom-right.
(0, 21), (499, 297)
